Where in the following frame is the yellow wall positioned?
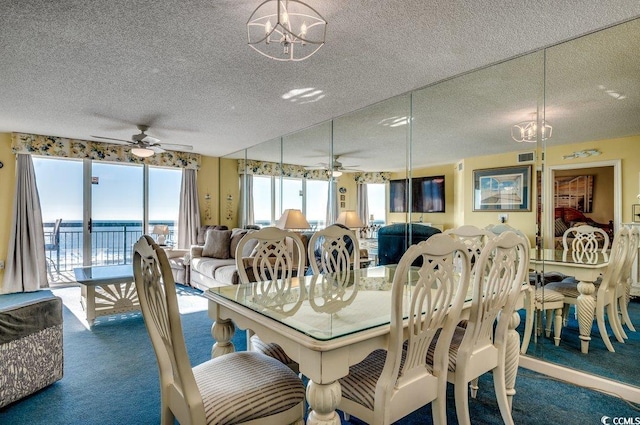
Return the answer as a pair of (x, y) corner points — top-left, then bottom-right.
(460, 152), (539, 242)
(197, 155), (221, 226)
(218, 157), (240, 229)
(0, 133), (15, 283)
(545, 135), (640, 224)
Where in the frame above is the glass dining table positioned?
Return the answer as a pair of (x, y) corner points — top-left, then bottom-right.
(529, 249), (610, 353)
(203, 265), (526, 425)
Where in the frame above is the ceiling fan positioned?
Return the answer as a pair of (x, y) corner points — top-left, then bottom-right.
(91, 124), (194, 158)
(306, 155), (361, 176)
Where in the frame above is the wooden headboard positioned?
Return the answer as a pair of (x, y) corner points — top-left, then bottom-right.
(554, 207), (614, 238)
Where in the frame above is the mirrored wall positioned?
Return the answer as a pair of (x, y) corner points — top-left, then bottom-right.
(220, 18), (640, 390)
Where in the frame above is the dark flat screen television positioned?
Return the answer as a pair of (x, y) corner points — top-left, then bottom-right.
(389, 176), (445, 213)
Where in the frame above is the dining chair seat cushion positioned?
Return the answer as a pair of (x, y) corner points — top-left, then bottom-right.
(250, 334), (295, 364)
(534, 288), (565, 303)
(193, 351), (305, 425)
(427, 326), (465, 373)
(339, 349), (407, 410)
(545, 281), (581, 299)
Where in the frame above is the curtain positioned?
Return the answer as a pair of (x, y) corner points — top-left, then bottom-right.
(2, 154), (47, 293)
(177, 169), (201, 249)
(239, 174), (254, 226)
(325, 180), (339, 225)
(357, 184), (369, 226)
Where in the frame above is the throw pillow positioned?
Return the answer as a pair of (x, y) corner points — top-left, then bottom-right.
(554, 218), (568, 237)
(202, 229), (232, 259)
(229, 228), (248, 259)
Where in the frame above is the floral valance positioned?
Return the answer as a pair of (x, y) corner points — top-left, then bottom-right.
(12, 133), (201, 170)
(238, 159), (391, 183)
(354, 172), (391, 184)
(238, 159), (330, 180)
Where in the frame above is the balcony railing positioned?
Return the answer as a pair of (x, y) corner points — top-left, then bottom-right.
(44, 221), (176, 272)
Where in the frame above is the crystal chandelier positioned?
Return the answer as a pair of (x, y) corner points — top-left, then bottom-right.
(247, 0), (327, 62)
(511, 120), (552, 143)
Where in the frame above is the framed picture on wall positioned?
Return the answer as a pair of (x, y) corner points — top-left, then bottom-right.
(473, 165), (531, 211)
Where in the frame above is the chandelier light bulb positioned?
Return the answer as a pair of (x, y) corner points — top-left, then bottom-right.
(511, 119), (552, 143)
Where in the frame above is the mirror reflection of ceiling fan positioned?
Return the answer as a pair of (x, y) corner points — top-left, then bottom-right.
(305, 155), (362, 176)
(91, 124), (194, 158)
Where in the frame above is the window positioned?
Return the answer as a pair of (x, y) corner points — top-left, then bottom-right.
(250, 176), (329, 228)
(253, 175), (273, 227)
(149, 166), (182, 244)
(367, 183), (386, 225)
(305, 180), (329, 229)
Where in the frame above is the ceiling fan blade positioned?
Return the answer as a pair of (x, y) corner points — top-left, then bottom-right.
(91, 135), (132, 144)
(140, 135), (161, 145)
(159, 143), (193, 151)
(150, 146), (166, 154)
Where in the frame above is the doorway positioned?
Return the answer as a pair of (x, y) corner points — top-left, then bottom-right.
(543, 159), (621, 249)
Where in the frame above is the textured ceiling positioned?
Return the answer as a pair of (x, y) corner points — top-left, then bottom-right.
(2, 1), (640, 168)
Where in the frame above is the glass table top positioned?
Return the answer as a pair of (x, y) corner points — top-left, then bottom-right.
(530, 248), (609, 266)
(208, 265), (473, 341)
(73, 264), (133, 284)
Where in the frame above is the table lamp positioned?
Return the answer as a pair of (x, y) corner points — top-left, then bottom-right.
(152, 225), (169, 245)
(276, 209), (311, 230)
(335, 210), (365, 229)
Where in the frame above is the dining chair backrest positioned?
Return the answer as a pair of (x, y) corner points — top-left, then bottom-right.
(307, 224), (360, 281)
(459, 231), (529, 362)
(133, 235), (205, 423)
(620, 226), (640, 286)
(562, 224), (610, 252)
(235, 227), (306, 284)
(444, 225), (495, 273)
(596, 227), (630, 304)
(377, 233), (472, 423)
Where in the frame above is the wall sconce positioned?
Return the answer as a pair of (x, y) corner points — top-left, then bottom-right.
(204, 192), (212, 221)
(562, 149), (601, 160)
(226, 193), (234, 221)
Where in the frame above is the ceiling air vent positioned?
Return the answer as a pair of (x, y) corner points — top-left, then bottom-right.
(517, 152), (535, 163)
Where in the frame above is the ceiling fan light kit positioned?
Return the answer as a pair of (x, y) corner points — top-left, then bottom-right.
(131, 147), (155, 158)
(247, 0), (327, 62)
(92, 124), (193, 157)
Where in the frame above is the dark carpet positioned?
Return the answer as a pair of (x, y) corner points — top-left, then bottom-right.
(520, 298), (640, 388)
(1, 285), (639, 424)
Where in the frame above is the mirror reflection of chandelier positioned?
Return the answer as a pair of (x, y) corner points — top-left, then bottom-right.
(247, 0), (327, 61)
(511, 119), (552, 143)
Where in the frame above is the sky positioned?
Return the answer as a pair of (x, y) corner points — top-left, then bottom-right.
(33, 157), (181, 223)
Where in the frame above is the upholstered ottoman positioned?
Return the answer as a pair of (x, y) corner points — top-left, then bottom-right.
(0, 290), (63, 408)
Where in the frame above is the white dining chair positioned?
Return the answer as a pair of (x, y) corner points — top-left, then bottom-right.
(235, 227), (306, 372)
(616, 226), (640, 336)
(133, 235), (305, 425)
(427, 230), (529, 425)
(308, 223), (360, 278)
(546, 227), (630, 352)
(337, 234), (473, 425)
(562, 224), (610, 252)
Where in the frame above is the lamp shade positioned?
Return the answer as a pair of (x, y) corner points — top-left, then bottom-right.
(152, 225), (169, 235)
(276, 209), (311, 230)
(335, 211), (364, 228)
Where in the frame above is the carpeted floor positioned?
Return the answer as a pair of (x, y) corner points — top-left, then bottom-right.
(1, 284), (640, 424)
(519, 299), (640, 388)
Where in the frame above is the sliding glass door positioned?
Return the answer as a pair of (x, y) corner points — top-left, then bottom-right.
(89, 162), (144, 266)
